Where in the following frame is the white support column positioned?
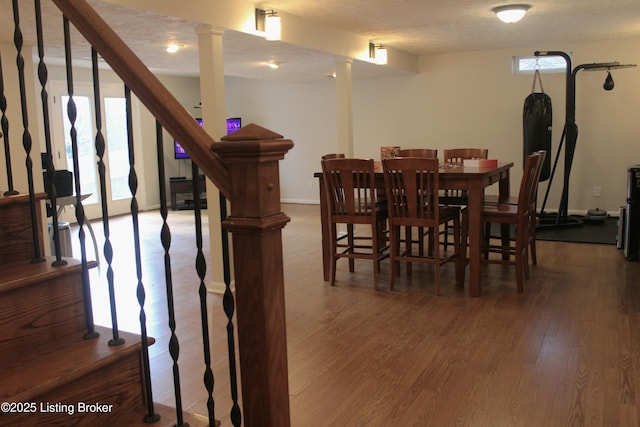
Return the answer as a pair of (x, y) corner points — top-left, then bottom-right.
(334, 58), (354, 157)
(196, 24), (233, 294)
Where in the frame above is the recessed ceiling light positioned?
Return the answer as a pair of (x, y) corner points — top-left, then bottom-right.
(268, 62), (280, 69)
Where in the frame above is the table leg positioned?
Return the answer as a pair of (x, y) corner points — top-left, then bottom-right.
(467, 181), (483, 297)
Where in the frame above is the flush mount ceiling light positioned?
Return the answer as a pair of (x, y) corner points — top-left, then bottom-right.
(369, 42), (387, 65)
(256, 9), (281, 41)
(268, 62), (280, 69)
(492, 4), (531, 23)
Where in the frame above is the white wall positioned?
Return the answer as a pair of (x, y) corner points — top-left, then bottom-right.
(224, 76), (337, 204)
(225, 37), (640, 214)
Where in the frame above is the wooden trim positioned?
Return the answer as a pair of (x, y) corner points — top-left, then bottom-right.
(213, 127), (293, 426)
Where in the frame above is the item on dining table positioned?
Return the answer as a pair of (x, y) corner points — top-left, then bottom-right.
(463, 158), (498, 168)
(380, 146), (401, 160)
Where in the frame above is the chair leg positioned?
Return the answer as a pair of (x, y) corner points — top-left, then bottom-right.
(453, 217), (464, 287)
(329, 227), (338, 286)
(515, 235), (524, 292)
(442, 225), (448, 251)
(371, 223), (379, 290)
(406, 226), (413, 277)
(500, 224), (511, 261)
(389, 226), (400, 290)
(461, 208), (469, 265)
(530, 239), (537, 265)
(483, 222), (491, 259)
(330, 256), (338, 286)
(529, 214), (537, 265)
(347, 224), (355, 272)
(433, 236), (441, 296)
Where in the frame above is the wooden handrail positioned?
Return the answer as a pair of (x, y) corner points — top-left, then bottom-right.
(50, 0), (230, 198)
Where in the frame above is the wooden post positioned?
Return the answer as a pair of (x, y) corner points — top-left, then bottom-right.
(211, 123), (293, 426)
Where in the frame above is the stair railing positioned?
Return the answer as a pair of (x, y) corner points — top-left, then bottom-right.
(1, 0), (293, 425)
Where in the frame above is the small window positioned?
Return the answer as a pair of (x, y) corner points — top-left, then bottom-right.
(513, 55), (569, 74)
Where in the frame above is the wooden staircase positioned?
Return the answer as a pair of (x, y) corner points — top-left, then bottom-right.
(0, 194), (206, 426)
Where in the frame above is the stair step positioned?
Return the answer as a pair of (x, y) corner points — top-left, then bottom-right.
(0, 256), (97, 356)
(0, 193), (46, 266)
(0, 324), (154, 426)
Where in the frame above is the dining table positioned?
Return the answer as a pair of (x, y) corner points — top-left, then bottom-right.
(315, 161), (514, 297)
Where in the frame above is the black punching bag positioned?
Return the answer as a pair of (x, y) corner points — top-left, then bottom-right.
(523, 70), (552, 181)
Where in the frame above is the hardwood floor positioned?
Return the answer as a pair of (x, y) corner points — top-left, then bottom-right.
(77, 203), (640, 426)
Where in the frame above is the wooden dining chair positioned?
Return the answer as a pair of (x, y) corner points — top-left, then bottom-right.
(483, 149), (547, 266)
(441, 148), (489, 250)
(478, 150), (546, 292)
(443, 148), (489, 166)
(382, 157), (463, 294)
(321, 153), (345, 160)
(396, 148), (438, 158)
(321, 157), (389, 289)
(394, 149), (438, 254)
(321, 153), (358, 270)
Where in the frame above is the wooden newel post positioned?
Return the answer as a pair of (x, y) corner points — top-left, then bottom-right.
(211, 123), (294, 426)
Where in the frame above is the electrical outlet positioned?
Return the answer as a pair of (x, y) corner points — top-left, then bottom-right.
(593, 186), (602, 197)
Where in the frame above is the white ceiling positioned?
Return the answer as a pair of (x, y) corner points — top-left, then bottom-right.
(1, 0), (639, 83)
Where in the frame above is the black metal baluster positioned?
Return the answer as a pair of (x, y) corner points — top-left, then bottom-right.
(155, 120), (187, 426)
(192, 162), (216, 425)
(62, 15), (98, 339)
(12, 0), (44, 263)
(34, 0), (66, 267)
(0, 52), (18, 197)
(91, 47), (123, 347)
(220, 193), (242, 426)
(124, 85), (159, 424)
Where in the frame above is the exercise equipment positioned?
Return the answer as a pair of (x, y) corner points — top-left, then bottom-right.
(534, 50), (636, 229)
(523, 68), (552, 181)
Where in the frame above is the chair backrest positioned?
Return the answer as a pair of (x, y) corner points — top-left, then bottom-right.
(322, 158), (380, 219)
(382, 157), (441, 226)
(443, 148), (488, 165)
(518, 150), (547, 214)
(321, 153), (345, 160)
(396, 148), (438, 159)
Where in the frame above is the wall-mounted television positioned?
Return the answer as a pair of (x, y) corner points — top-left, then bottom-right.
(174, 117), (242, 159)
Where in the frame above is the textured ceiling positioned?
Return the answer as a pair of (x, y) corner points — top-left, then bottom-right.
(0, 0), (639, 82)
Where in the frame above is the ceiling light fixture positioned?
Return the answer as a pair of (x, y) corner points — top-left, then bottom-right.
(369, 42), (387, 65)
(268, 62), (280, 69)
(166, 43), (181, 53)
(492, 4), (531, 23)
(256, 9), (281, 41)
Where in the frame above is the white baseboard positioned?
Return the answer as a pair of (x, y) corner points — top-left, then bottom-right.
(207, 280), (235, 295)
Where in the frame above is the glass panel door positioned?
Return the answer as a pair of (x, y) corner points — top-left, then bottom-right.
(51, 82), (135, 221)
(104, 97), (130, 201)
(60, 95), (99, 205)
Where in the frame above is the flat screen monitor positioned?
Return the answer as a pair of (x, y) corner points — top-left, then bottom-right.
(226, 117), (242, 134)
(174, 118), (203, 159)
(174, 117), (242, 159)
